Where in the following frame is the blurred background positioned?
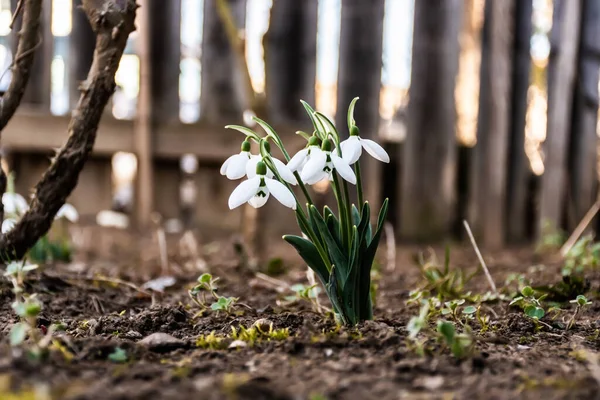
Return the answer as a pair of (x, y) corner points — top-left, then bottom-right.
(0, 0), (595, 253)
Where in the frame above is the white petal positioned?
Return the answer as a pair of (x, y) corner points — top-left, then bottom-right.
(287, 148), (309, 172)
(272, 158), (297, 185)
(245, 155), (260, 179)
(340, 136), (362, 164)
(2, 218), (16, 234)
(300, 149), (327, 183)
(265, 178), (296, 209)
(228, 177), (261, 209)
(331, 154), (357, 185)
(3, 193), (28, 215)
(248, 192), (269, 208)
(56, 203), (79, 222)
(220, 154), (235, 175)
(305, 170), (329, 185)
(361, 138), (390, 163)
(225, 153), (250, 180)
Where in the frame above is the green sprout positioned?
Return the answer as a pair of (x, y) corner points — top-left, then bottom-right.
(510, 286), (548, 329)
(189, 273), (239, 315)
(5, 261), (65, 360)
(436, 320), (473, 359)
(413, 246), (478, 301)
(566, 295), (593, 331)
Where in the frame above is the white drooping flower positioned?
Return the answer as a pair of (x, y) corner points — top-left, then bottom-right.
(246, 155), (297, 185)
(300, 139), (356, 185)
(340, 125), (390, 165)
(2, 192), (28, 216)
(228, 161), (296, 210)
(55, 203), (79, 223)
(287, 136), (322, 173)
(220, 140), (253, 180)
(2, 218), (16, 234)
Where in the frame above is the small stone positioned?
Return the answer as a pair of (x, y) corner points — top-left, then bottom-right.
(517, 345), (531, 351)
(122, 330), (143, 340)
(138, 333), (185, 352)
(414, 375), (444, 391)
(228, 340), (248, 349)
(324, 348), (333, 357)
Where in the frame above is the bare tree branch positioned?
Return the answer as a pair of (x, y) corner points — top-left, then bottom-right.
(0, 0), (43, 228)
(0, 0), (42, 131)
(0, 0), (138, 261)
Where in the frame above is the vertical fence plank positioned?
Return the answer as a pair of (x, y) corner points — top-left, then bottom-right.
(146, 0), (181, 222)
(336, 0), (385, 211)
(69, 0), (95, 110)
(468, 1), (491, 238)
(201, 0), (247, 123)
(133, 0), (156, 227)
(401, 0), (462, 241)
(568, 0), (600, 226)
(539, 0), (582, 234)
(68, 157), (113, 216)
(470, 0), (514, 248)
(264, 0), (317, 124)
(506, 0), (533, 242)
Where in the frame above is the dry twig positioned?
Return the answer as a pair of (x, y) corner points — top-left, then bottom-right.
(463, 220), (498, 294)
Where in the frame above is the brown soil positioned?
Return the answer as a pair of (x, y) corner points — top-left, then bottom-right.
(0, 239), (599, 400)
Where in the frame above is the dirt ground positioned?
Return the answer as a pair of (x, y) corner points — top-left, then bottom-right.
(0, 231), (599, 400)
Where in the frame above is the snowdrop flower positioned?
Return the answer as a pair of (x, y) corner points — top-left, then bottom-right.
(2, 192), (28, 216)
(2, 218), (16, 233)
(228, 161), (296, 210)
(340, 126), (390, 165)
(220, 140), (253, 180)
(246, 155), (297, 185)
(287, 136), (322, 173)
(301, 139), (356, 185)
(56, 203), (79, 223)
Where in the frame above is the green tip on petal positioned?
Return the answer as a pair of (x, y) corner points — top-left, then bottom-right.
(350, 125), (360, 137)
(256, 161), (267, 175)
(241, 140), (251, 152)
(321, 139), (333, 152)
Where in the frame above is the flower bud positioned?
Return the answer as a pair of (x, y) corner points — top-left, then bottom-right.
(256, 160), (267, 176)
(308, 136), (321, 147)
(321, 138), (333, 152)
(241, 140), (251, 152)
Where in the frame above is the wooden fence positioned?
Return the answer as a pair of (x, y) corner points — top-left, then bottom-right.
(2, 0), (599, 251)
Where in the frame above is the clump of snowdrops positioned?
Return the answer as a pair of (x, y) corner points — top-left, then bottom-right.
(221, 98), (389, 326)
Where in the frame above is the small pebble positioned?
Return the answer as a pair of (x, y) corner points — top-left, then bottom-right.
(139, 332), (185, 352)
(229, 340), (248, 349)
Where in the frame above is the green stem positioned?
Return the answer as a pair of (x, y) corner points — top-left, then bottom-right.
(342, 179), (353, 229)
(296, 209), (332, 270)
(331, 173), (349, 248)
(354, 162), (364, 211)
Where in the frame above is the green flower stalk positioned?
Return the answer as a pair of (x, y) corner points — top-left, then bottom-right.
(221, 98), (390, 326)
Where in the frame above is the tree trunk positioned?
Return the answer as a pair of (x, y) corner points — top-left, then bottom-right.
(539, 0), (581, 235)
(401, 0), (462, 241)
